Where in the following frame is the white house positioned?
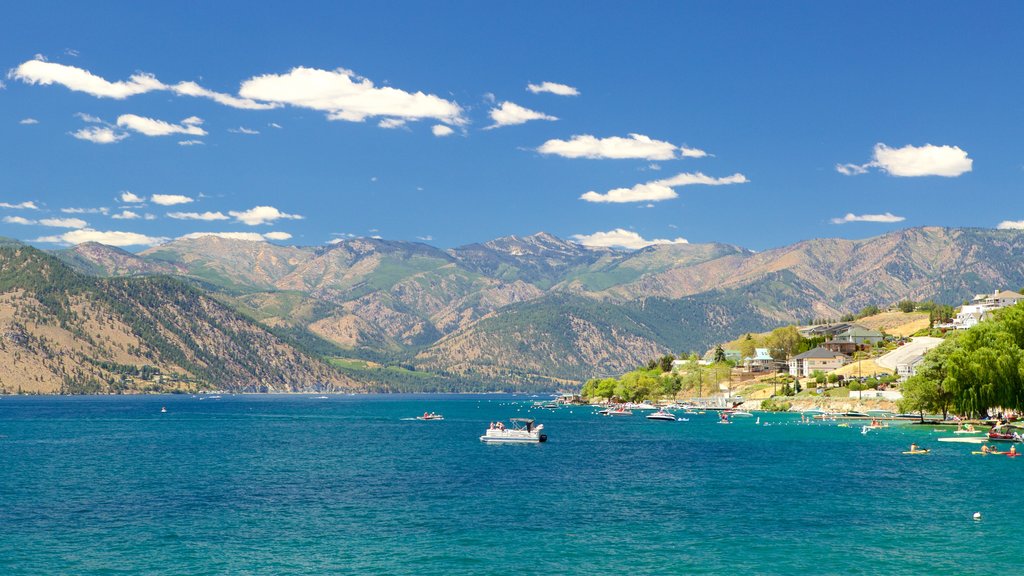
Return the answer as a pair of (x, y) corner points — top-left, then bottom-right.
(789, 347), (849, 378)
(949, 289), (1024, 330)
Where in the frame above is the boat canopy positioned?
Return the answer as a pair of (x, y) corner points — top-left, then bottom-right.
(510, 418), (535, 423)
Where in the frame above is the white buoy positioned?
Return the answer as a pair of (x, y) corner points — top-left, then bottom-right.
(973, 512), (982, 521)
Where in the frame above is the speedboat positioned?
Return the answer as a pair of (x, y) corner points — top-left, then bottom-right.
(480, 418), (547, 443)
(416, 412), (444, 421)
(604, 407), (633, 417)
(633, 402), (657, 410)
(646, 409), (677, 421)
(728, 410), (754, 417)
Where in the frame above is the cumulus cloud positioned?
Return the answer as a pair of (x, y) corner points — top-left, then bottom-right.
(3, 216), (35, 225)
(228, 205), (303, 226)
(75, 112), (102, 123)
(526, 81), (579, 96)
(0, 201), (39, 210)
(116, 114), (207, 137)
(179, 231), (291, 242)
(237, 66), (466, 125)
(11, 59), (164, 98)
(996, 220), (1024, 230)
(378, 118), (407, 129)
(35, 229), (167, 247)
(830, 212), (906, 224)
(837, 143), (973, 177)
(167, 211), (228, 221)
(39, 217), (87, 228)
(150, 194), (193, 206)
(120, 191), (144, 203)
(10, 58), (275, 110)
(538, 133), (706, 161)
(71, 126), (128, 144)
(111, 210), (141, 220)
(62, 206), (108, 214)
(571, 229), (688, 250)
(432, 124), (454, 137)
(19, 118), (39, 125)
(486, 101), (557, 128)
(580, 172), (749, 203)
(228, 126), (259, 135)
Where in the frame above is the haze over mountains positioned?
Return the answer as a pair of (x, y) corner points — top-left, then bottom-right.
(35, 226), (1024, 390)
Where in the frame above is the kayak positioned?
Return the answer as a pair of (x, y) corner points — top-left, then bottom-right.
(903, 450), (930, 455)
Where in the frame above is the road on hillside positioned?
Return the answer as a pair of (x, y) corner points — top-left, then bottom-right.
(876, 336), (944, 370)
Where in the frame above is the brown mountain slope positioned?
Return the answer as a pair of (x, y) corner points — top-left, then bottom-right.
(0, 245), (355, 393)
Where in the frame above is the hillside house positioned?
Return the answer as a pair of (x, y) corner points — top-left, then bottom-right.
(744, 348), (775, 372)
(788, 347), (849, 378)
(825, 325), (884, 351)
(945, 289), (1024, 330)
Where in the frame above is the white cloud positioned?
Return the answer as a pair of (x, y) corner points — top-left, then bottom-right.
(3, 216), (35, 225)
(75, 112), (103, 123)
(996, 220), (1024, 230)
(169, 81), (276, 110)
(61, 206), (108, 214)
(11, 59), (164, 99)
(432, 124), (454, 137)
(580, 172), (748, 203)
(39, 217), (87, 228)
(237, 66), (466, 125)
(19, 118), (39, 125)
(679, 147), (708, 158)
(837, 143), (973, 177)
(120, 191), (144, 203)
(228, 126), (259, 135)
(10, 58), (275, 110)
(167, 211), (228, 221)
(526, 81), (579, 96)
(538, 133), (703, 161)
(228, 205), (303, 226)
(144, 213), (156, 220)
(179, 231), (290, 242)
(571, 229), (688, 250)
(487, 101), (557, 128)
(71, 126), (128, 144)
(416, 235), (433, 241)
(116, 114), (207, 137)
(835, 163), (869, 176)
(0, 201), (39, 210)
(35, 229), (167, 247)
(111, 210), (141, 220)
(830, 212), (906, 224)
(178, 140), (204, 146)
(378, 118), (407, 129)
(150, 194), (193, 206)
(269, 122), (282, 129)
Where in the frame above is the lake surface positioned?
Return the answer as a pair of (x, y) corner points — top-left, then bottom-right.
(0, 394), (1015, 575)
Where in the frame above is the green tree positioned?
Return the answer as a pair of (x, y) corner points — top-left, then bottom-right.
(714, 345), (726, 363)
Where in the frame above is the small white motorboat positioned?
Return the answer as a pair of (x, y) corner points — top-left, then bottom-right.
(416, 412), (445, 421)
(646, 409), (677, 421)
(728, 410), (754, 417)
(604, 407), (633, 417)
(480, 418), (547, 443)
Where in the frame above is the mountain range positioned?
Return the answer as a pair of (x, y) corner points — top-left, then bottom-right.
(27, 226), (1024, 391)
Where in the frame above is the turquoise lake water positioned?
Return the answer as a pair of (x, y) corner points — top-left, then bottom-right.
(0, 394), (1018, 575)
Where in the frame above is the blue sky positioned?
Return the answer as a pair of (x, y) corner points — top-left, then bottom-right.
(2, 1), (1022, 251)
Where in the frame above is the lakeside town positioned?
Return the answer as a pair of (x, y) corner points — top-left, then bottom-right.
(579, 289), (1024, 418)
